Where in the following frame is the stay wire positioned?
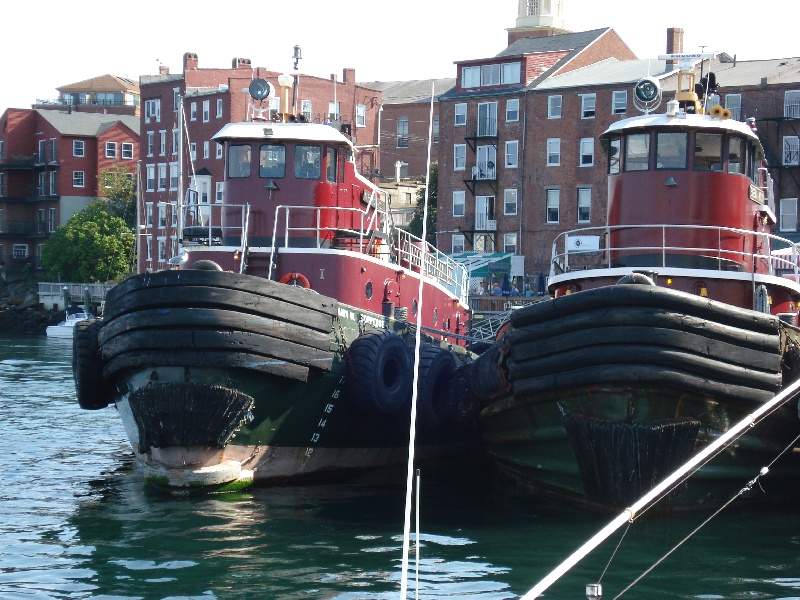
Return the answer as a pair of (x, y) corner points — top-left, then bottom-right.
(614, 431), (800, 599)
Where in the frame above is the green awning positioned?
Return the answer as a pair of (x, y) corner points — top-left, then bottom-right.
(449, 252), (512, 278)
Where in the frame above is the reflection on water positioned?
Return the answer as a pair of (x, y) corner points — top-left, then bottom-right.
(1, 334), (799, 599)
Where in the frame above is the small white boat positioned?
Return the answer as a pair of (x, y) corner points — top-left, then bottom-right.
(46, 310), (92, 338)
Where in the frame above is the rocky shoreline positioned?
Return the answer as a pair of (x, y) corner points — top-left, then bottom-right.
(0, 281), (64, 335)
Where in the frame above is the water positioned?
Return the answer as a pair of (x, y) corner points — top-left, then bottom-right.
(1, 333), (799, 600)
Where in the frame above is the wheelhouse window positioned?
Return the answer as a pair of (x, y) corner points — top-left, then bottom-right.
(259, 144), (286, 178)
(655, 132), (688, 169)
(228, 145), (251, 178)
(693, 133), (723, 171)
(608, 138), (621, 174)
(728, 137), (745, 174)
(295, 145), (321, 179)
(326, 147), (337, 183)
(624, 133), (649, 171)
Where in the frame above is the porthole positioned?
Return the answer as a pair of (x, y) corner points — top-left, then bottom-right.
(433, 308), (438, 325)
(412, 299), (418, 316)
(365, 281), (373, 300)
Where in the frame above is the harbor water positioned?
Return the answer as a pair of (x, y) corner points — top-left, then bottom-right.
(1, 333), (798, 599)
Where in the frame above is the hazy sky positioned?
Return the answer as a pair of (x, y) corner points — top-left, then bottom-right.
(1, 0), (796, 113)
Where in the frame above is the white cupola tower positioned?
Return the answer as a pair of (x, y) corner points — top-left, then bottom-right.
(508, 0), (569, 45)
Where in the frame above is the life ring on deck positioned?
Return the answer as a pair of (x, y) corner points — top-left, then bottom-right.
(345, 330), (411, 415)
(279, 272), (311, 288)
(73, 319), (111, 410)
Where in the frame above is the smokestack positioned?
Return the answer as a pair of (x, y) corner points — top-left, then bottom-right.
(666, 28), (684, 69)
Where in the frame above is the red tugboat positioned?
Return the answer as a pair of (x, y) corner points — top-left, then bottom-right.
(470, 56), (800, 509)
(73, 81), (472, 492)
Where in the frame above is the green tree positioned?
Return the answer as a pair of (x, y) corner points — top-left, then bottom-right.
(41, 200), (135, 282)
(407, 163), (437, 245)
(99, 164), (137, 229)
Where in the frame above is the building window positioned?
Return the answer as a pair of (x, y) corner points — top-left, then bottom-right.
(783, 136), (799, 166)
(216, 98), (224, 118)
(203, 141), (209, 159)
(216, 142), (223, 159)
(501, 62), (521, 84)
(159, 130), (166, 156)
(157, 164), (167, 191)
(780, 198), (798, 232)
(725, 94), (741, 121)
(577, 188), (591, 223)
(475, 195), (494, 232)
(328, 101), (340, 120)
(49, 172), (57, 196)
(581, 94), (596, 118)
(190, 143), (197, 160)
(216, 182), (224, 203)
(173, 88), (180, 112)
(505, 140), (519, 168)
(547, 138), (561, 166)
(145, 235), (152, 261)
(397, 117), (409, 148)
(452, 234), (465, 254)
(169, 162), (179, 190)
(478, 102), (497, 136)
(506, 98), (519, 122)
(548, 95), (562, 119)
(356, 104), (366, 127)
(158, 237), (167, 262)
(145, 99), (160, 123)
(158, 203), (167, 228)
(301, 100), (312, 120)
(72, 171), (85, 188)
(202, 100), (210, 122)
(454, 103), (467, 126)
(433, 115), (439, 144)
(503, 233), (517, 254)
(612, 90), (627, 114)
(453, 191), (465, 217)
(785, 91), (800, 118)
(454, 144), (466, 171)
(146, 165), (155, 191)
(147, 132), (154, 157)
(49, 208), (56, 232)
(122, 143), (133, 159)
(504, 189), (518, 215)
(579, 138), (594, 166)
(73, 140), (84, 157)
(105, 142), (117, 158)
(171, 203), (178, 226)
(172, 129), (179, 155)
(546, 189), (560, 223)
(13, 244), (28, 259)
(190, 102), (197, 121)
(481, 64), (501, 86)
(462, 66), (480, 88)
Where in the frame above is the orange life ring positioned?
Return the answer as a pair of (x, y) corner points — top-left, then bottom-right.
(279, 272), (311, 288)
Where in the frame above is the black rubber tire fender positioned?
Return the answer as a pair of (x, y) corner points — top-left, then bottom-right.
(73, 319), (111, 410)
(415, 345), (458, 430)
(346, 330), (411, 415)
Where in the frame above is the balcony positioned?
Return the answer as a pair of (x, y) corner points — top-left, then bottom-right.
(475, 213), (497, 232)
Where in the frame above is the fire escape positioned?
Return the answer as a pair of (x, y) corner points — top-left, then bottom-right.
(463, 106), (499, 251)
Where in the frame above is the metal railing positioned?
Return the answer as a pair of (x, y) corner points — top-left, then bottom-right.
(550, 224), (800, 282)
(267, 204), (469, 305)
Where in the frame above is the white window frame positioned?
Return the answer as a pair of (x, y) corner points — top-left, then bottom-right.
(356, 104), (366, 127)
(216, 181), (224, 203)
(548, 95), (562, 119)
(105, 141), (117, 158)
(172, 129), (179, 156)
(577, 188), (591, 223)
(453, 190), (465, 217)
(725, 94), (741, 121)
(13, 244), (28, 259)
(158, 203), (167, 229)
(783, 136), (799, 166)
(216, 142), (223, 159)
(780, 198), (798, 232)
(48, 207), (56, 232)
(190, 143), (197, 160)
(159, 130), (166, 156)
(121, 143), (133, 159)
(190, 102), (197, 121)
(158, 237), (167, 262)
(462, 66), (480, 88)
(202, 100), (210, 122)
(785, 91), (800, 118)
(147, 132), (154, 157)
(504, 189), (518, 216)
(612, 90), (627, 114)
(169, 162), (179, 191)
(581, 94), (596, 119)
(216, 98), (224, 118)
(547, 138), (561, 166)
(157, 163), (167, 191)
(146, 165), (155, 192)
(203, 141), (209, 159)
(145, 203), (153, 227)
(73, 140), (85, 157)
(501, 62), (521, 85)
(506, 98), (519, 122)
(72, 171), (85, 188)
(454, 103), (467, 126)
(301, 100), (312, 120)
(481, 64), (501, 86)
(452, 234), (465, 254)
(579, 138), (594, 166)
(503, 232), (517, 254)
(145, 235), (153, 261)
(454, 144), (466, 171)
(546, 188), (560, 224)
(505, 140), (519, 168)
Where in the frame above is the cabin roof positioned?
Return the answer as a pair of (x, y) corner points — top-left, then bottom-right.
(357, 79), (456, 104)
(212, 121), (354, 147)
(601, 112), (760, 141)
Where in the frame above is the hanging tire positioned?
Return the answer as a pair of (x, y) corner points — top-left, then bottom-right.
(188, 259), (223, 271)
(415, 345), (458, 431)
(73, 319), (111, 410)
(346, 330), (411, 415)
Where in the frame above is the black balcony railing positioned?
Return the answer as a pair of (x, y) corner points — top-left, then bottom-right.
(476, 118), (497, 137)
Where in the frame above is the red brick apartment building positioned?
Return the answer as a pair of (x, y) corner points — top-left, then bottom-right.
(0, 105), (139, 276)
(137, 53), (383, 273)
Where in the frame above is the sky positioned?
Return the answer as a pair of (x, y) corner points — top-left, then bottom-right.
(1, 0), (797, 114)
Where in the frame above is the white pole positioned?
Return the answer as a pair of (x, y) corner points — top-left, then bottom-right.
(400, 83), (435, 599)
(521, 377), (800, 599)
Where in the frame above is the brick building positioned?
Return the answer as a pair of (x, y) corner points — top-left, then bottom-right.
(0, 107), (139, 276)
(137, 53), (383, 273)
(33, 74), (140, 117)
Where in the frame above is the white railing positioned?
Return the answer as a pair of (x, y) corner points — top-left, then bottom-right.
(180, 202), (249, 246)
(267, 204), (469, 305)
(550, 224), (800, 282)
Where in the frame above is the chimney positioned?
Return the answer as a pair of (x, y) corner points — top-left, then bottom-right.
(233, 57), (252, 69)
(342, 68), (355, 84)
(666, 28), (684, 69)
(159, 65), (170, 76)
(183, 52), (198, 72)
